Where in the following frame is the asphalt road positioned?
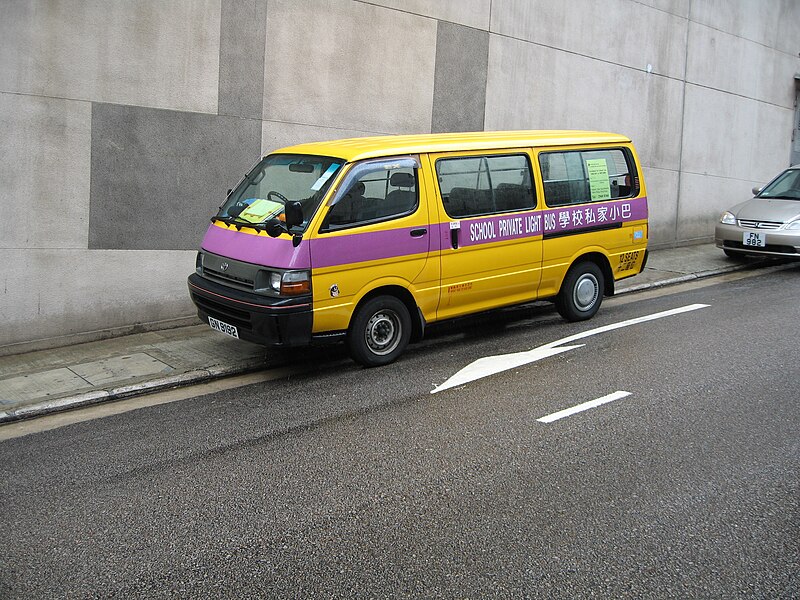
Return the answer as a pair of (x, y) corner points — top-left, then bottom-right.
(1, 266), (798, 598)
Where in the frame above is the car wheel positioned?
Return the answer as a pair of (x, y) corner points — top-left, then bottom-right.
(556, 261), (604, 322)
(348, 295), (411, 367)
(723, 249), (747, 260)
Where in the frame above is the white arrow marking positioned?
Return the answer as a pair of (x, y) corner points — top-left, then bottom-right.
(431, 303), (710, 394)
(537, 390), (631, 423)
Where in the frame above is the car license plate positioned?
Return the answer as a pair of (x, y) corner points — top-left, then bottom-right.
(208, 316), (239, 339)
(742, 231), (766, 247)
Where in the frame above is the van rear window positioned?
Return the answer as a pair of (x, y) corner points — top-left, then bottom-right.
(539, 148), (636, 207)
(436, 154), (536, 218)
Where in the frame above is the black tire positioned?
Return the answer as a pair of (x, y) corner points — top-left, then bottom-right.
(556, 261), (604, 322)
(348, 295), (412, 367)
(723, 249), (746, 260)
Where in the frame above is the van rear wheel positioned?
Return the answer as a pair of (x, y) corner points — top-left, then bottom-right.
(348, 296), (411, 367)
(556, 261), (604, 322)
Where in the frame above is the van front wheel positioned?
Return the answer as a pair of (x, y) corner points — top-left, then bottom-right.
(556, 261), (604, 322)
(348, 296), (411, 367)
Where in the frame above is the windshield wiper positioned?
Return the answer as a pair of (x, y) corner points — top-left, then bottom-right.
(212, 215), (269, 230)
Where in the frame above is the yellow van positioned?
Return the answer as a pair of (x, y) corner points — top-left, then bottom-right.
(188, 130), (648, 366)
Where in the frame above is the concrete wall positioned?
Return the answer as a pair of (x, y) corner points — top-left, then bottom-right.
(1, 0), (798, 353)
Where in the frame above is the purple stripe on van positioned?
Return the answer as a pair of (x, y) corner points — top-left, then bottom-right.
(201, 196), (647, 271)
(310, 226), (430, 269)
(201, 223), (311, 269)
(440, 196), (648, 248)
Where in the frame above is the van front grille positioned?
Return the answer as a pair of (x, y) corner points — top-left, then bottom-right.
(203, 267), (254, 291)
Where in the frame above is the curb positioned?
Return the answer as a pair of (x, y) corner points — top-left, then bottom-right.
(616, 258), (785, 295)
(617, 267), (741, 295)
(0, 360), (265, 423)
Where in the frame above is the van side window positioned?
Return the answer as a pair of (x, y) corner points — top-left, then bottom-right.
(539, 148), (636, 207)
(323, 163), (418, 230)
(437, 154), (535, 218)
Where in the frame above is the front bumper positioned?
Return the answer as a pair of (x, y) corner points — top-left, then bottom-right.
(714, 223), (800, 259)
(188, 273), (313, 347)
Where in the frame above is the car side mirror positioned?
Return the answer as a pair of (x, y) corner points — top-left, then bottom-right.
(265, 218), (285, 238)
(285, 201), (303, 228)
(752, 186), (762, 196)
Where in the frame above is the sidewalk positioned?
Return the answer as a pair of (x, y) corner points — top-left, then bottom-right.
(0, 244), (777, 423)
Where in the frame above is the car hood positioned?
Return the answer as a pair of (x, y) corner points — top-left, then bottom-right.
(732, 198), (800, 223)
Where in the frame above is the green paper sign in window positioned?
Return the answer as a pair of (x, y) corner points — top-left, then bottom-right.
(586, 158), (611, 201)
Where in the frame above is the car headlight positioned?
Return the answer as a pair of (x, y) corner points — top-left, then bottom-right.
(256, 269), (311, 296)
(719, 211), (737, 225)
(785, 220), (800, 230)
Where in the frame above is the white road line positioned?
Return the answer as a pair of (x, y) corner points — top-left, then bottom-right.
(537, 391), (631, 423)
(431, 303), (710, 394)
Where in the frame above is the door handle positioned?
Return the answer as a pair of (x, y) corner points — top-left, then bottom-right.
(410, 228), (427, 238)
(450, 228), (459, 249)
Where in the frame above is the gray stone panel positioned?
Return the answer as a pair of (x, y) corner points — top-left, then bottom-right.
(0, 93), (91, 249)
(686, 21), (798, 109)
(691, 0), (800, 55)
(0, 248), (197, 349)
(490, 0), (688, 80)
(262, 121), (376, 154)
(635, 0), (690, 17)
(676, 172), (764, 241)
(642, 167), (679, 245)
(218, 0), (268, 119)
(484, 36), (685, 171)
(89, 104), (261, 250)
(366, 0), (492, 29)
(680, 84), (794, 182)
(0, 0), (222, 114)
(262, 0), (437, 134)
(431, 22), (489, 133)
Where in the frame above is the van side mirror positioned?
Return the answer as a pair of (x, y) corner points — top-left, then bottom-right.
(265, 203), (304, 247)
(285, 201), (303, 228)
(265, 218), (284, 238)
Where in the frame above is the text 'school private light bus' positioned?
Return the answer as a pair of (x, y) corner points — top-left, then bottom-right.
(188, 131), (648, 366)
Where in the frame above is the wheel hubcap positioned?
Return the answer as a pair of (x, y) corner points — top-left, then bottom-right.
(365, 310), (400, 356)
(574, 274), (599, 311)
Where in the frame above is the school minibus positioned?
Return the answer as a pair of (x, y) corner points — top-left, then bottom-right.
(188, 130), (648, 366)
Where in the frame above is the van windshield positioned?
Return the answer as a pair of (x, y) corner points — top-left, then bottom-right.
(217, 154), (344, 231)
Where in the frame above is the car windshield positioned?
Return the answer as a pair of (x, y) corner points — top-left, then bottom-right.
(758, 169), (800, 200)
(217, 154), (344, 231)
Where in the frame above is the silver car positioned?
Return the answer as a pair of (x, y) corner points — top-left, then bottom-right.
(715, 164), (800, 259)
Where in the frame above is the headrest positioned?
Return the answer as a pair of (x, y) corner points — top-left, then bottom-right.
(347, 181), (366, 196)
(390, 172), (415, 188)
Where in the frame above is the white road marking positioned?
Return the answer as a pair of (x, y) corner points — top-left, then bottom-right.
(537, 391), (631, 423)
(431, 303), (710, 393)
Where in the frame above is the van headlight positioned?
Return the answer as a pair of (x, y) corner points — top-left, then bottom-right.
(719, 211), (736, 225)
(256, 269), (311, 296)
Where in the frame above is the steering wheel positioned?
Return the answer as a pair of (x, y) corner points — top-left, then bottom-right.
(267, 190), (288, 204)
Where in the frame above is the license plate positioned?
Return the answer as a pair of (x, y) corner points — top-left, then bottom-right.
(742, 231), (766, 247)
(208, 316), (239, 339)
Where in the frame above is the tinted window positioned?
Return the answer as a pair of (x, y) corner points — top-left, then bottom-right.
(323, 159), (418, 230)
(539, 148), (635, 207)
(437, 154), (535, 218)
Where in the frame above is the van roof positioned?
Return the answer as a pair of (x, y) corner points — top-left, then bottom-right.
(272, 130), (632, 162)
